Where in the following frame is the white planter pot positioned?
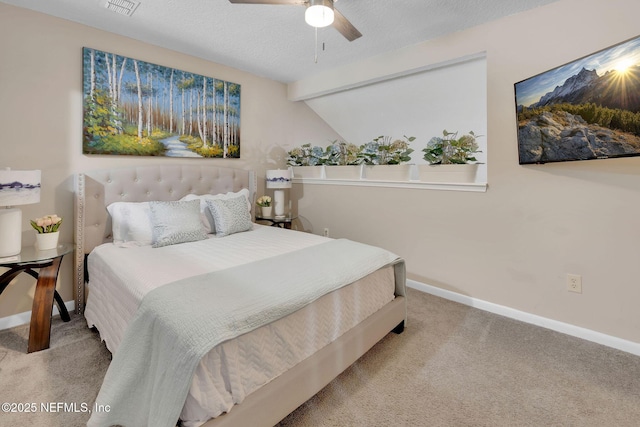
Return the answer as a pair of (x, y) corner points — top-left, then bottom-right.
(35, 231), (59, 251)
(261, 206), (272, 217)
(418, 164), (478, 183)
(363, 164), (414, 181)
(324, 165), (362, 180)
(291, 166), (324, 179)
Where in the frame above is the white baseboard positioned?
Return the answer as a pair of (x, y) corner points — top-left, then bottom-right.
(407, 279), (640, 357)
(0, 300), (75, 331)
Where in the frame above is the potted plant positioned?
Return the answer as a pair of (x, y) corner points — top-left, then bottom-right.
(360, 135), (416, 181)
(256, 196), (272, 217)
(419, 130), (481, 183)
(286, 143), (327, 178)
(324, 140), (364, 180)
(31, 214), (62, 250)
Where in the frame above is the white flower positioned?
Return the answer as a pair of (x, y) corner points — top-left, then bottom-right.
(257, 196), (272, 207)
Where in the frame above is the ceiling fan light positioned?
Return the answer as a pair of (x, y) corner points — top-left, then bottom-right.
(305, 0), (334, 28)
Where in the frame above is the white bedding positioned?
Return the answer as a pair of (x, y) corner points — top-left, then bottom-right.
(85, 225), (396, 426)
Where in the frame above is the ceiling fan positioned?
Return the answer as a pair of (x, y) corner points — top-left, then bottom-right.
(228, 0), (362, 41)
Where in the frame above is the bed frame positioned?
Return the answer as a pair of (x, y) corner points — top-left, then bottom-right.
(74, 163), (406, 427)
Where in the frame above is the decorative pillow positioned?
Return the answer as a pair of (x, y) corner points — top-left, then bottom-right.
(181, 188), (251, 234)
(149, 200), (207, 248)
(206, 195), (253, 237)
(106, 202), (153, 246)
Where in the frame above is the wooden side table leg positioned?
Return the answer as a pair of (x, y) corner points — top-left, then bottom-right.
(28, 256), (63, 353)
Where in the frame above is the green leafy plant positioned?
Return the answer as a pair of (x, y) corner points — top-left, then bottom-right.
(359, 135), (415, 165)
(287, 135), (416, 166)
(30, 215), (63, 234)
(326, 140), (363, 165)
(422, 130), (481, 164)
(286, 143), (329, 166)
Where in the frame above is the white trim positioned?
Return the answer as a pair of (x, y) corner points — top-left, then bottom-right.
(0, 300), (75, 331)
(290, 165), (488, 192)
(288, 51), (486, 101)
(407, 279), (640, 357)
(293, 178), (488, 192)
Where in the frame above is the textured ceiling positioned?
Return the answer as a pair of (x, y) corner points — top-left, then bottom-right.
(1, 0), (559, 83)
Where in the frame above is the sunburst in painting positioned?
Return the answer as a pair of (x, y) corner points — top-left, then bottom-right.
(515, 35), (640, 164)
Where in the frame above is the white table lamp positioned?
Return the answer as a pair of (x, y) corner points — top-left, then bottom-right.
(266, 169), (292, 218)
(0, 169), (41, 257)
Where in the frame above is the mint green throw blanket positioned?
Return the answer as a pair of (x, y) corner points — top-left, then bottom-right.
(87, 239), (404, 427)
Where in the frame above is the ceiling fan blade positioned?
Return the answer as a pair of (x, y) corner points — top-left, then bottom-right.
(228, 0), (306, 4)
(332, 7), (362, 41)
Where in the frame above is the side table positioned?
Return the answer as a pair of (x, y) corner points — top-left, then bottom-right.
(255, 214), (297, 229)
(0, 243), (72, 353)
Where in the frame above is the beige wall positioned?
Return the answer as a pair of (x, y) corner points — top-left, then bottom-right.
(0, 3), (340, 319)
(290, 0), (640, 344)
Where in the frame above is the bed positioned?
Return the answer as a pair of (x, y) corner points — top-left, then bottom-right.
(74, 164), (406, 427)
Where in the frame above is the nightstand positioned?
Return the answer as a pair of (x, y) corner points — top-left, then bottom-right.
(255, 214), (297, 229)
(0, 243), (72, 353)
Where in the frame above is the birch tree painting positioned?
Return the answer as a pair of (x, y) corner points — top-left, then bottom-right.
(83, 47), (241, 158)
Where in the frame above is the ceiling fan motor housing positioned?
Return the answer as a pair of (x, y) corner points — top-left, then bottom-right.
(305, 0), (334, 28)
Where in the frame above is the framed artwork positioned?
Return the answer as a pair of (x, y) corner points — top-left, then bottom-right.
(82, 47), (241, 158)
(515, 35), (640, 164)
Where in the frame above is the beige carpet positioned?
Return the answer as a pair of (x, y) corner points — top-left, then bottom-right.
(0, 315), (110, 427)
(1, 288), (640, 427)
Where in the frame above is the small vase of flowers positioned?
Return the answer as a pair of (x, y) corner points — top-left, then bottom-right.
(31, 214), (62, 250)
(422, 130), (481, 165)
(257, 196), (272, 217)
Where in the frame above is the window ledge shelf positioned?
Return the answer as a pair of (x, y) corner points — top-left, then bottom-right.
(292, 177), (487, 192)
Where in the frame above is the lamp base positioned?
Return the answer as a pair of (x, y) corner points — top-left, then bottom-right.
(0, 207), (22, 257)
(273, 190), (285, 217)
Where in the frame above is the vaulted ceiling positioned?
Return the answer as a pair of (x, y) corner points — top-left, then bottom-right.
(2, 0), (559, 83)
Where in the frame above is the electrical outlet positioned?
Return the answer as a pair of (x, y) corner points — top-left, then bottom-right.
(323, 228), (329, 237)
(567, 274), (582, 293)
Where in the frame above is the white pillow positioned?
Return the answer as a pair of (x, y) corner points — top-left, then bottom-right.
(181, 188), (251, 234)
(106, 201), (153, 246)
(149, 200), (208, 248)
(206, 195), (253, 237)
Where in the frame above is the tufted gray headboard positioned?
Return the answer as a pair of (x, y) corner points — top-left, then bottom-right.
(74, 164), (256, 314)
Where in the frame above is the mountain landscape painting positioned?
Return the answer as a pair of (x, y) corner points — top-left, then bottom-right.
(515, 36), (640, 164)
(83, 47), (240, 158)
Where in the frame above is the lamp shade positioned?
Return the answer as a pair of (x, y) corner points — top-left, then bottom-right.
(266, 169), (292, 189)
(305, 0), (334, 28)
(0, 169), (41, 206)
(0, 169), (41, 257)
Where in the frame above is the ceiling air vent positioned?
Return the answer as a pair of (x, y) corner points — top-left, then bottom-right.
(105, 0), (140, 17)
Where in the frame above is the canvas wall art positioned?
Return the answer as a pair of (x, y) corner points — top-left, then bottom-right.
(83, 47), (241, 158)
(515, 35), (640, 164)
